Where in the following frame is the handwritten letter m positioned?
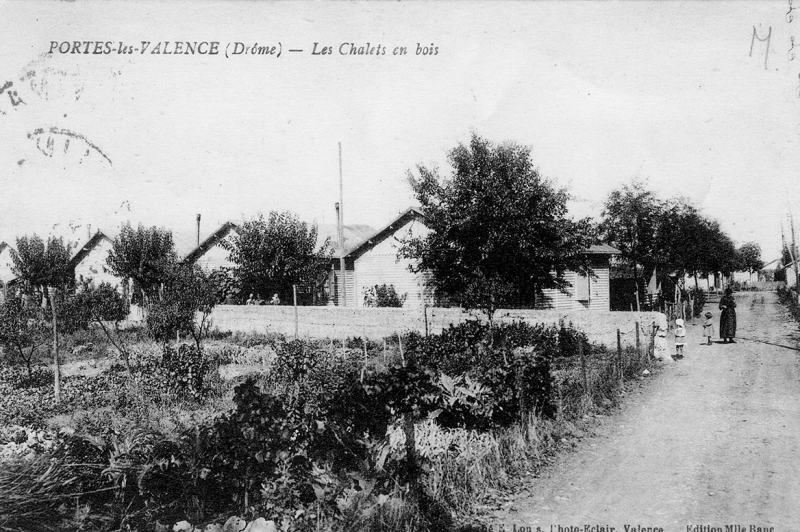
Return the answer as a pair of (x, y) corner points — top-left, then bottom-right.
(750, 26), (772, 70)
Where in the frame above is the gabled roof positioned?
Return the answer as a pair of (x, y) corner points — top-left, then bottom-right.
(183, 221), (239, 263)
(344, 207), (425, 260)
(0, 242), (8, 253)
(339, 207), (621, 260)
(69, 230), (114, 268)
(587, 244), (621, 255)
(761, 258), (779, 270)
(318, 224), (377, 258)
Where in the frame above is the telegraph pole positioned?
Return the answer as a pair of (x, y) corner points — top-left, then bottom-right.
(338, 142), (347, 306)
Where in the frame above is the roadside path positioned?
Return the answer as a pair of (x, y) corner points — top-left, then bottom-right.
(496, 291), (800, 531)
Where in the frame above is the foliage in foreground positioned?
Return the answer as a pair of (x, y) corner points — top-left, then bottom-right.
(0, 319), (652, 532)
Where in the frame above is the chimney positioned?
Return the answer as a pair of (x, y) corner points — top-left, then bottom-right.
(196, 214), (201, 246)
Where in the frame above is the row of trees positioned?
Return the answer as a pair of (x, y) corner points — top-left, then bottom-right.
(1, 134), (763, 329)
(401, 135), (762, 317)
(1, 213), (332, 310)
(600, 180), (763, 293)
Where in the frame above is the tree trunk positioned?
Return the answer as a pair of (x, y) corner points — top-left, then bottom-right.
(50, 289), (61, 403)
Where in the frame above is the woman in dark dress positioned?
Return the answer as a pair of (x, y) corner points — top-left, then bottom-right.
(719, 287), (737, 343)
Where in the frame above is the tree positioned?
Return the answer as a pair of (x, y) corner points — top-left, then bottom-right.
(106, 223), (177, 307)
(147, 264), (217, 352)
(222, 211), (331, 303)
(402, 133), (593, 318)
(73, 283), (133, 374)
(0, 298), (49, 380)
(738, 242), (764, 274)
(10, 235), (73, 292)
(600, 180), (663, 290)
(146, 264), (217, 350)
(653, 198), (711, 289)
(703, 220), (739, 277)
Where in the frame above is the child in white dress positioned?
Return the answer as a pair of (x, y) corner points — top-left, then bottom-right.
(703, 311), (714, 346)
(674, 318), (686, 359)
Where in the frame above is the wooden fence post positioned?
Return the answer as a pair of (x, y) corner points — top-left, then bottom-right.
(362, 324), (368, 373)
(635, 321), (641, 363)
(649, 325), (657, 367)
(616, 329), (623, 385)
(514, 348), (529, 442)
(49, 287), (61, 404)
(397, 332), (404, 366)
(293, 284), (299, 340)
(579, 341), (588, 396)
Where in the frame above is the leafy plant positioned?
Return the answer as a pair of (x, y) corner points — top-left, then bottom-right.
(0, 298), (50, 379)
(160, 343), (212, 400)
(146, 264), (217, 350)
(363, 284), (407, 308)
(72, 283), (132, 372)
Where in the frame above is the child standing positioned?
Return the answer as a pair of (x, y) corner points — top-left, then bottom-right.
(703, 311), (714, 345)
(674, 318), (686, 359)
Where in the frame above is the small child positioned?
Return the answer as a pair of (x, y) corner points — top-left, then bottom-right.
(703, 311), (714, 346)
(674, 318), (686, 359)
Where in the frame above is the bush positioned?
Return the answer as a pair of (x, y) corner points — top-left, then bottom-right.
(363, 284), (407, 308)
(131, 343), (213, 402)
(402, 320), (563, 427)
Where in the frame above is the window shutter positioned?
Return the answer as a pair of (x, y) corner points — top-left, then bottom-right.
(576, 272), (590, 301)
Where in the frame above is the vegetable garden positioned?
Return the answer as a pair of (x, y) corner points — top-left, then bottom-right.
(0, 316), (654, 532)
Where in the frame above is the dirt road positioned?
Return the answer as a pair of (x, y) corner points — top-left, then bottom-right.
(497, 291), (800, 532)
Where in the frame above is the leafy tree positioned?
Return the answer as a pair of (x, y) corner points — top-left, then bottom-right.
(738, 242), (764, 274)
(146, 264), (217, 350)
(106, 223), (177, 308)
(653, 198), (711, 289)
(402, 133), (593, 318)
(222, 211), (331, 304)
(10, 235), (73, 292)
(600, 180), (663, 289)
(72, 283), (132, 374)
(0, 298), (49, 379)
(703, 220), (739, 276)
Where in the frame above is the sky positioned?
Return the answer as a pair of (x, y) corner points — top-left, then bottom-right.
(0, 1), (797, 261)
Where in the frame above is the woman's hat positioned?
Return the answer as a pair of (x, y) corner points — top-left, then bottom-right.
(675, 318), (684, 326)
(705, 311), (713, 318)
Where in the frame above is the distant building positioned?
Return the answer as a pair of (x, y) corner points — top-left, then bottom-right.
(328, 207), (430, 308)
(0, 242), (15, 286)
(327, 207), (620, 310)
(69, 230), (124, 289)
(181, 221), (239, 271)
(536, 244), (621, 311)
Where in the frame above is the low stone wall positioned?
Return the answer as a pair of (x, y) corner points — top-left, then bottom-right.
(209, 305), (665, 350)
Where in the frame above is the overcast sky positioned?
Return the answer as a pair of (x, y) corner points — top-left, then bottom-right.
(0, 1), (796, 261)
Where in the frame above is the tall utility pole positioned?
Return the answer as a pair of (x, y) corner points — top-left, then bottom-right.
(338, 142), (347, 306)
